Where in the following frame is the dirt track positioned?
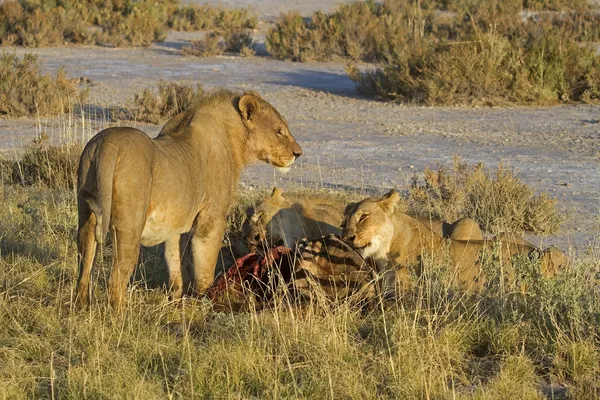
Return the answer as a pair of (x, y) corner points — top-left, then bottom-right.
(0, 11), (599, 252)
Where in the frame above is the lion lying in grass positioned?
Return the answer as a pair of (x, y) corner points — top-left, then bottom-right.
(341, 190), (568, 295)
(246, 188), (484, 252)
(246, 188), (345, 251)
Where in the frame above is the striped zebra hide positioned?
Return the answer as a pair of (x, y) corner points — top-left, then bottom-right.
(207, 234), (377, 309)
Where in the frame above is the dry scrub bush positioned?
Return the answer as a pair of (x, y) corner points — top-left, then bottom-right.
(0, 0), (256, 48)
(0, 53), (88, 117)
(175, 4), (257, 57)
(182, 30), (255, 57)
(117, 80), (204, 124)
(0, 0), (171, 47)
(182, 32), (224, 57)
(168, 4), (256, 32)
(408, 157), (564, 233)
(0, 134), (80, 189)
(349, 29), (600, 105)
(267, 0), (600, 63)
(265, 0), (600, 105)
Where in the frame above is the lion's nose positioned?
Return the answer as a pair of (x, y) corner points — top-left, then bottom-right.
(344, 234), (356, 243)
(293, 143), (303, 159)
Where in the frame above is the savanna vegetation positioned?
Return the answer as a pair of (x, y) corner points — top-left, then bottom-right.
(267, 0), (600, 105)
(0, 2), (599, 397)
(0, 0), (256, 48)
(0, 139), (598, 398)
(0, 53), (87, 117)
(115, 80), (205, 124)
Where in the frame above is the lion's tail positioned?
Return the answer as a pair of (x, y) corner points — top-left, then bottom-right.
(82, 143), (119, 245)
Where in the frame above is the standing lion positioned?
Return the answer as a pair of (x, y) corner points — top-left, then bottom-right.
(76, 90), (302, 310)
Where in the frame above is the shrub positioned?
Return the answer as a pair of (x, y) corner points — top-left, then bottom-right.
(0, 1), (256, 48)
(0, 133), (81, 189)
(0, 0), (171, 47)
(264, 0), (600, 104)
(0, 53), (88, 117)
(408, 156), (564, 233)
(168, 4), (257, 32)
(117, 80), (204, 124)
(182, 29), (255, 57)
(349, 30), (600, 105)
(182, 32), (224, 57)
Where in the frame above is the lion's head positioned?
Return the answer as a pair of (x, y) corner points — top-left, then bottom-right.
(247, 188), (289, 250)
(239, 91), (302, 172)
(341, 190), (401, 258)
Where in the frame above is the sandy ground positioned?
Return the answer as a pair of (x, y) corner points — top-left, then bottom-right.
(0, 17), (599, 252)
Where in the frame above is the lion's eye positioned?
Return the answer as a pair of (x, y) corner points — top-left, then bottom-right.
(276, 128), (284, 137)
(359, 214), (369, 222)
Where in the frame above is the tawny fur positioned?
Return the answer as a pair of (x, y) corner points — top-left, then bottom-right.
(246, 188), (345, 251)
(76, 89), (302, 310)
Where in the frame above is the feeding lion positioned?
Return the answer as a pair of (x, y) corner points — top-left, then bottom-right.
(341, 190), (568, 296)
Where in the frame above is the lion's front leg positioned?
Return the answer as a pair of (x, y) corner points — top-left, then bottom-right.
(191, 219), (226, 295)
(165, 234), (184, 300)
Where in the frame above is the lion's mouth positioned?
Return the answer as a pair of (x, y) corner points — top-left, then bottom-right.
(267, 156), (295, 172)
(351, 242), (371, 251)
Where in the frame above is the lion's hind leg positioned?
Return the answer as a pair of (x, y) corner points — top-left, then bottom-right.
(76, 199), (98, 308)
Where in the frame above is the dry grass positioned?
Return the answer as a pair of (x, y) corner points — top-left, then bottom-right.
(115, 80), (204, 124)
(0, 53), (88, 117)
(0, 174), (598, 397)
(0, 134), (81, 190)
(408, 156), (565, 234)
(0, 143), (590, 397)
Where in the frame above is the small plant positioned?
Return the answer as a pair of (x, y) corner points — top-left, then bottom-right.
(0, 133), (81, 189)
(0, 53), (88, 117)
(182, 30), (255, 57)
(118, 80), (204, 124)
(408, 156), (564, 233)
(182, 32), (224, 57)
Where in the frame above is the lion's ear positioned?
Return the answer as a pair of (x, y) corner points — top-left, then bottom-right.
(239, 92), (261, 122)
(244, 90), (262, 100)
(377, 190), (400, 215)
(271, 187), (284, 200)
